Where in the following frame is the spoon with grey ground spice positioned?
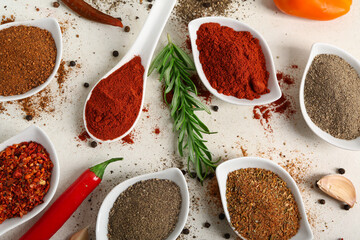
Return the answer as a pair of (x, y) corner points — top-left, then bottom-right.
(107, 179), (182, 240)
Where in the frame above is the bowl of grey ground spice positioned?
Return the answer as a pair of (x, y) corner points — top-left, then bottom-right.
(96, 168), (189, 240)
(0, 18), (62, 102)
(300, 43), (360, 151)
(216, 157), (313, 240)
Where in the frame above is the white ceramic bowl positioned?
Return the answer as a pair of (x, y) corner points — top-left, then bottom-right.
(188, 17), (281, 106)
(0, 125), (60, 236)
(216, 157), (313, 240)
(96, 168), (189, 240)
(299, 43), (360, 151)
(0, 18), (63, 102)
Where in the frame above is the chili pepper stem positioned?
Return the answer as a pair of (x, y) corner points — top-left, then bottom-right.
(90, 158), (123, 179)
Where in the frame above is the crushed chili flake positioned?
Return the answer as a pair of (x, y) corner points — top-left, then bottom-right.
(0, 141), (53, 223)
(226, 168), (300, 240)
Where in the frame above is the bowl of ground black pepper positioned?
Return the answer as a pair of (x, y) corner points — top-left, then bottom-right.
(96, 168), (189, 240)
(216, 157), (313, 240)
(300, 43), (360, 150)
(0, 18), (62, 102)
(0, 125), (59, 236)
(188, 17), (281, 106)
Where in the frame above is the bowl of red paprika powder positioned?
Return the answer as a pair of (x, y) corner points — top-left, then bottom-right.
(0, 125), (59, 236)
(188, 17), (281, 106)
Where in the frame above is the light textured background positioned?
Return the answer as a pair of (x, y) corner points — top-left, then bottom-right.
(1, 0), (359, 239)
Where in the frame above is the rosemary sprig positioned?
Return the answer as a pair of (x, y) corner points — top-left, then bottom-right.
(149, 34), (219, 182)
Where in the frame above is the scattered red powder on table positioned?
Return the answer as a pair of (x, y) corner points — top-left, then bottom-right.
(121, 132), (135, 144)
(78, 131), (90, 142)
(253, 72), (296, 132)
(142, 107), (149, 112)
(196, 23), (269, 100)
(154, 128), (160, 134)
(291, 65), (298, 69)
(85, 56), (144, 141)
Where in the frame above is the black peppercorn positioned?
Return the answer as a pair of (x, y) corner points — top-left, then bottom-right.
(344, 204), (351, 210)
(182, 228), (190, 234)
(202, 2), (211, 8)
(112, 50), (119, 57)
(148, 4), (153, 9)
(25, 115), (33, 121)
(124, 26), (130, 32)
(318, 199), (325, 204)
(211, 105), (219, 112)
(69, 61), (76, 67)
(224, 233), (230, 239)
(338, 168), (345, 174)
(53, 2), (60, 8)
(219, 213), (225, 220)
(90, 141), (97, 148)
(83, 82), (89, 88)
(204, 222), (211, 228)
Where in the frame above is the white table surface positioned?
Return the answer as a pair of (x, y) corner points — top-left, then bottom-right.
(1, 0), (359, 239)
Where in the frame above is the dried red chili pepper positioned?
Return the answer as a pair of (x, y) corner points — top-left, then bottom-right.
(19, 157), (123, 240)
(0, 142), (53, 223)
(61, 0), (123, 27)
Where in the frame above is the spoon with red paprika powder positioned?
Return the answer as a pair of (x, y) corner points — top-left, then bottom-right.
(83, 0), (177, 142)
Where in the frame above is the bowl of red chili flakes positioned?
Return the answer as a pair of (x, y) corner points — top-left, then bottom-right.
(0, 125), (59, 236)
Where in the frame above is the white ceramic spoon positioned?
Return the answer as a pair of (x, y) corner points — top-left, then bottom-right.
(83, 0), (176, 142)
(0, 125), (60, 236)
(216, 157), (313, 240)
(188, 17), (281, 106)
(0, 18), (62, 102)
(299, 43), (360, 151)
(96, 168), (189, 240)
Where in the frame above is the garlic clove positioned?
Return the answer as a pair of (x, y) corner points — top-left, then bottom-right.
(69, 227), (89, 240)
(317, 175), (356, 207)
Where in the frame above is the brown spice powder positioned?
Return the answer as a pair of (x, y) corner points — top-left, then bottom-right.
(0, 26), (57, 96)
(226, 168), (300, 240)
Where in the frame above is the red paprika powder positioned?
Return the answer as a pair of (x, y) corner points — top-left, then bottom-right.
(196, 23), (270, 100)
(85, 56), (144, 141)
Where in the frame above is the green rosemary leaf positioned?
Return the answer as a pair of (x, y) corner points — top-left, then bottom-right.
(149, 34), (219, 183)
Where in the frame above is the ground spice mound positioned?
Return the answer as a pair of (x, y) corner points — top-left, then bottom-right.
(196, 23), (269, 100)
(175, 0), (232, 24)
(108, 179), (182, 240)
(226, 168), (300, 240)
(304, 54), (360, 140)
(0, 26), (57, 96)
(0, 142), (53, 223)
(85, 56), (144, 141)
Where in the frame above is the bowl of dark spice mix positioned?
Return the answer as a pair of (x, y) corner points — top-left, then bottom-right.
(0, 125), (59, 236)
(188, 17), (282, 106)
(300, 43), (360, 150)
(0, 18), (62, 102)
(96, 168), (189, 240)
(216, 157), (313, 240)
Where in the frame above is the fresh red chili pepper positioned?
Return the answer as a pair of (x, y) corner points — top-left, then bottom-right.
(61, 0), (123, 27)
(19, 157), (123, 240)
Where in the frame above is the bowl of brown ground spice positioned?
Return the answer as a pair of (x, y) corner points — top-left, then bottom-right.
(300, 43), (360, 151)
(96, 168), (189, 240)
(216, 157), (313, 240)
(0, 18), (62, 102)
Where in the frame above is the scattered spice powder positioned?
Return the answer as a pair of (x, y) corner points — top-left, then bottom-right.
(16, 88), (55, 118)
(0, 142), (53, 223)
(0, 26), (57, 96)
(253, 72), (296, 132)
(196, 23), (269, 100)
(108, 179), (182, 240)
(85, 56), (144, 141)
(78, 131), (91, 142)
(154, 128), (160, 135)
(304, 54), (360, 140)
(226, 168), (300, 240)
(121, 132), (135, 145)
(1, 15), (15, 24)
